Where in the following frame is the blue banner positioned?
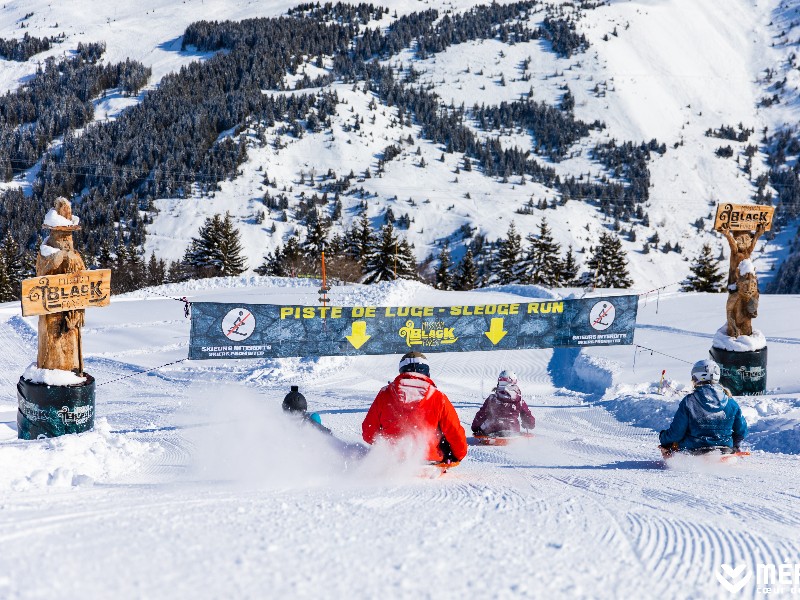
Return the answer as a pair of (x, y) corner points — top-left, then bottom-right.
(188, 295), (638, 360)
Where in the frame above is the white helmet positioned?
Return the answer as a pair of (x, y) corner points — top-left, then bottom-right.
(497, 369), (518, 387)
(691, 359), (720, 384)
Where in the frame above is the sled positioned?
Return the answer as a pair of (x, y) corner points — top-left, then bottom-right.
(419, 460), (460, 478)
(720, 451), (750, 463)
(473, 432), (534, 446)
(659, 445), (749, 463)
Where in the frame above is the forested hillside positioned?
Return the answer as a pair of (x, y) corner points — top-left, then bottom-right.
(0, 0), (796, 295)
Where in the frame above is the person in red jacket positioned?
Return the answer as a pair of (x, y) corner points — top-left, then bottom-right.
(362, 351), (468, 464)
(471, 370), (535, 437)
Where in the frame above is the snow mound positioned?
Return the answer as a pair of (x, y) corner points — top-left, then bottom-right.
(599, 381), (800, 455)
(739, 259), (755, 276)
(23, 363), (86, 386)
(475, 283), (560, 300)
(43, 208), (79, 228)
(602, 381), (685, 432)
(574, 352), (621, 395)
(711, 325), (767, 351)
(39, 244), (60, 257)
(131, 275), (423, 307)
(0, 419), (163, 491)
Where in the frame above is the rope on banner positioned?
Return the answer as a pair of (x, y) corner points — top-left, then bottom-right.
(97, 358), (188, 387)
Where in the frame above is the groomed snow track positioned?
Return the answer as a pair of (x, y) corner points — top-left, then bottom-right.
(0, 282), (798, 598)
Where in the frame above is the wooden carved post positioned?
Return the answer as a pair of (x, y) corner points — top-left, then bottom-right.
(36, 197), (87, 374)
(17, 197), (112, 439)
(721, 224), (764, 337)
(710, 202), (774, 396)
(713, 202), (774, 337)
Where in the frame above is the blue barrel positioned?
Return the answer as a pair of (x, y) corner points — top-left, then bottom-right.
(709, 346), (767, 396)
(17, 374), (96, 439)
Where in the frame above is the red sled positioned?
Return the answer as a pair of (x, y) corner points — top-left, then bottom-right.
(659, 444), (750, 462)
(474, 432), (534, 446)
(419, 460), (461, 478)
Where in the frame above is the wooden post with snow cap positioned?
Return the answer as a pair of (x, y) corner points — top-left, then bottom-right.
(714, 207), (768, 338)
(16, 197), (111, 439)
(709, 203), (773, 395)
(20, 197), (111, 373)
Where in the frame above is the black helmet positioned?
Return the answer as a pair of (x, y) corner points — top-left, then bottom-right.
(399, 351), (430, 377)
(282, 385), (307, 413)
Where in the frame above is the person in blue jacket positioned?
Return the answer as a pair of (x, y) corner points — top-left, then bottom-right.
(659, 359), (748, 456)
(283, 385), (331, 434)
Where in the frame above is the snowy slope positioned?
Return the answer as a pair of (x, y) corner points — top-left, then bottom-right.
(0, 0), (796, 289)
(0, 277), (799, 598)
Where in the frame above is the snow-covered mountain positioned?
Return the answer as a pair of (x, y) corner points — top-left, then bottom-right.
(0, 0), (799, 290)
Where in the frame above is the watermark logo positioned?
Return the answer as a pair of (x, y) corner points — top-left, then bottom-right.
(715, 562), (800, 595)
(716, 564), (751, 593)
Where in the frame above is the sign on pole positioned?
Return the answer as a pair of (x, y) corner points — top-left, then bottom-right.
(714, 203), (774, 232)
(20, 269), (111, 317)
(189, 295), (638, 360)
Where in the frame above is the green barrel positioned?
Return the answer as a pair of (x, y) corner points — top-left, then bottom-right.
(17, 374), (96, 439)
(709, 346), (767, 396)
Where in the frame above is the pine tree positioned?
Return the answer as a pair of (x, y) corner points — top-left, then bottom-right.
(353, 212), (373, 263)
(682, 243), (724, 292)
(395, 237), (417, 280)
(185, 212), (247, 277)
(585, 231), (633, 288)
(97, 240), (114, 269)
(435, 242), (453, 290)
(454, 248), (478, 290)
(559, 245), (580, 286)
(303, 210), (329, 258)
(260, 234), (308, 277)
(216, 212), (247, 275)
(363, 222), (413, 284)
(112, 243), (132, 293)
(0, 254), (14, 302)
(284, 235), (306, 275)
(255, 247), (285, 277)
(167, 259), (192, 283)
(146, 252), (166, 287)
(522, 218), (562, 286)
(495, 222), (523, 284)
(1, 232), (24, 299)
(126, 246), (146, 291)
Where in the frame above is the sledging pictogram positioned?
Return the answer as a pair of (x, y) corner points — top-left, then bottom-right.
(222, 308), (256, 341)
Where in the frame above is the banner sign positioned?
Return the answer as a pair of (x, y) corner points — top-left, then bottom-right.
(714, 203), (774, 232)
(188, 295), (638, 360)
(20, 269), (111, 316)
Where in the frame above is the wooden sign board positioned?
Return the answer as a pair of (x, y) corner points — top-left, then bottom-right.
(714, 203), (775, 232)
(21, 269), (111, 316)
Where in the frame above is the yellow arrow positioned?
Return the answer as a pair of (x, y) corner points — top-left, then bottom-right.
(484, 317), (507, 345)
(346, 320), (371, 349)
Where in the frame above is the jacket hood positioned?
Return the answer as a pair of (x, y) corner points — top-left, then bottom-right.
(495, 384), (521, 403)
(690, 383), (729, 412)
(390, 372), (436, 406)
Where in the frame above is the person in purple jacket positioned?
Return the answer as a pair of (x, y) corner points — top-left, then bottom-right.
(471, 370), (536, 437)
